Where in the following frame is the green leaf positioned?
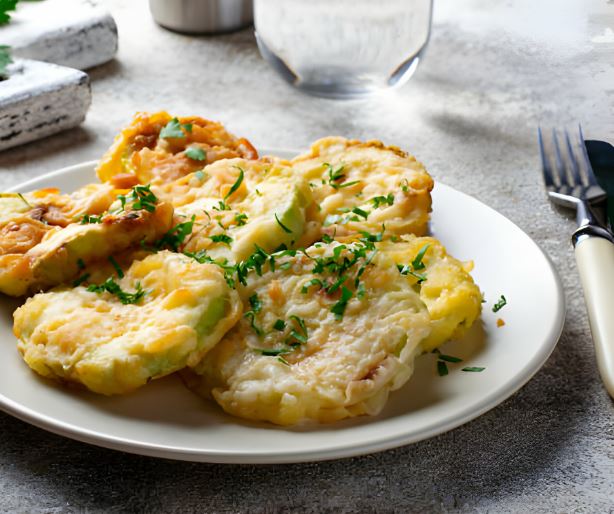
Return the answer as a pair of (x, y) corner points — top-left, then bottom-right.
(275, 213), (292, 233)
(0, 0), (18, 25)
(273, 319), (286, 331)
(160, 117), (192, 139)
(411, 244), (430, 270)
(255, 347), (290, 356)
(225, 167), (244, 200)
(108, 256), (124, 278)
(462, 367), (485, 372)
(331, 286), (353, 320)
(249, 293), (262, 313)
(437, 360), (449, 376)
(210, 234), (233, 246)
(438, 354), (462, 363)
(156, 215), (195, 251)
(185, 145), (206, 161)
(87, 278), (146, 305)
(492, 295), (507, 313)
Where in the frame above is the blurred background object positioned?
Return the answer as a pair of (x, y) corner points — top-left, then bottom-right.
(2, 0), (117, 70)
(254, 0), (433, 98)
(149, 0), (253, 34)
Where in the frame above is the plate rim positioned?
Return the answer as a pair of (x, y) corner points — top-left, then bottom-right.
(0, 158), (566, 464)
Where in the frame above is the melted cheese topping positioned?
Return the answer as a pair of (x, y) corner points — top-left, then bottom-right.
(290, 137), (433, 242)
(14, 251), (241, 395)
(186, 243), (431, 426)
(156, 158), (312, 262)
(96, 111), (258, 185)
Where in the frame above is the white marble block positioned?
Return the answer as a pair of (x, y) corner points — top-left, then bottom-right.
(1, 0), (118, 70)
(0, 59), (91, 151)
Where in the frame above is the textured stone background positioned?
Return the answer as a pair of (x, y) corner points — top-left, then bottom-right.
(1, 0), (613, 512)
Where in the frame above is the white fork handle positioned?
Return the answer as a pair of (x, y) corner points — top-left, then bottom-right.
(575, 235), (614, 398)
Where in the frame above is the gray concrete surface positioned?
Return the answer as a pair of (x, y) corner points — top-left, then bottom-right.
(0, 0), (613, 512)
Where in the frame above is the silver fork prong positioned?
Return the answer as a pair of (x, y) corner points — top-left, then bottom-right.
(577, 124), (599, 188)
(551, 128), (569, 193)
(538, 127), (555, 189)
(564, 128), (584, 189)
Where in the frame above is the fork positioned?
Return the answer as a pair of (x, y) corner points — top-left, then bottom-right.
(539, 125), (614, 398)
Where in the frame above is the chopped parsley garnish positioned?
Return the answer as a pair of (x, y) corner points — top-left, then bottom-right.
(108, 256), (124, 278)
(492, 295), (507, 312)
(437, 361), (449, 376)
(331, 286), (353, 320)
(301, 278), (323, 294)
(357, 282), (366, 299)
(212, 200), (230, 211)
(225, 167), (244, 200)
(184, 249), (236, 288)
(159, 117), (192, 139)
(117, 184), (158, 213)
(273, 319), (286, 331)
(411, 244), (430, 270)
(351, 206), (369, 220)
(155, 215), (195, 251)
(321, 233), (334, 244)
(185, 145), (206, 161)
(274, 213), (292, 233)
(254, 347), (290, 356)
(234, 212), (248, 226)
(249, 293), (262, 313)
(210, 234), (233, 246)
(370, 194), (394, 208)
(400, 179), (410, 193)
(244, 311), (263, 336)
(72, 273), (90, 287)
(277, 356), (290, 366)
(87, 278), (146, 305)
(80, 213), (103, 224)
(397, 264), (427, 283)
(438, 354), (462, 363)
(77, 258), (85, 270)
(17, 192), (32, 208)
(289, 315), (308, 339)
(462, 367), (486, 372)
(324, 162), (361, 189)
(0, 1), (18, 25)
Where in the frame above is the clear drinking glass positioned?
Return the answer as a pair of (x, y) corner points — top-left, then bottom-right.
(254, 0), (433, 98)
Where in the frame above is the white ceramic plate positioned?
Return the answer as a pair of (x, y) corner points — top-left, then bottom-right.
(0, 153), (565, 463)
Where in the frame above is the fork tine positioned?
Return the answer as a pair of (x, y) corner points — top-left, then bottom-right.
(564, 128), (584, 187)
(577, 124), (599, 187)
(551, 128), (568, 189)
(538, 127), (555, 189)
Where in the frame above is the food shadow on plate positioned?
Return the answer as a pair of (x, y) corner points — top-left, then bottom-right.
(68, 320), (487, 432)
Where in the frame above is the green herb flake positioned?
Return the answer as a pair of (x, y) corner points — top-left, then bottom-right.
(0, 1), (18, 26)
(274, 213), (293, 233)
(301, 278), (323, 294)
(351, 206), (369, 220)
(225, 167), (244, 200)
(244, 311), (264, 336)
(438, 354), (463, 363)
(273, 319), (286, 331)
(185, 145), (206, 161)
(108, 256), (124, 278)
(370, 194), (394, 208)
(80, 213), (103, 224)
(331, 286), (353, 320)
(255, 347), (290, 356)
(72, 273), (90, 287)
(249, 293), (262, 313)
(210, 233), (233, 246)
(156, 215), (195, 251)
(195, 170), (206, 181)
(411, 244), (430, 270)
(357, 282), (366, 300)
(277, 356), (290, 366)
(87, 278), (146, 305)
(437, 360), (449, 376)
(160, 117), (192, 139)
(234, 212), (248, 226)
(492, 295), (507, 313)
(17, 192), (32, 208)
(117, 184), (158, 213)
(462, 367), (486, 372)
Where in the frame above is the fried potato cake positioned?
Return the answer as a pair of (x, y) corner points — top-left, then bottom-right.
(290, 137), (433, 242)
(96, 111), (258, 186)
(14, 251), (242, 395)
